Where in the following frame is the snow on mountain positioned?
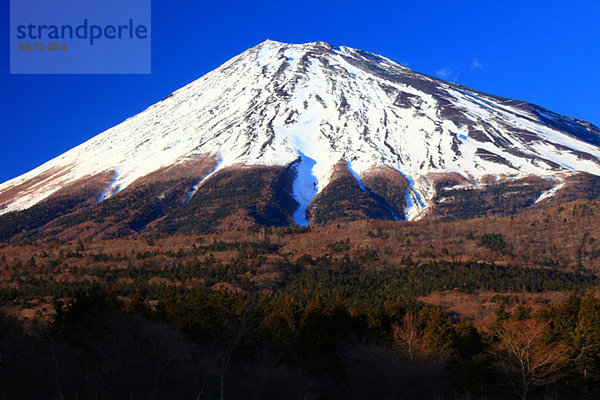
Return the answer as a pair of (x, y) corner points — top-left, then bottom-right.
(1, 39), (599, 223)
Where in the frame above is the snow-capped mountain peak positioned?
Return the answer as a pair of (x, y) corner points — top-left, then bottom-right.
(1, 40), (599, 229)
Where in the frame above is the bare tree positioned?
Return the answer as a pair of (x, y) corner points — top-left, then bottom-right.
(392, 312), (423, 362)
(490, 319), (568, 400)
(219, 306), (261, 400)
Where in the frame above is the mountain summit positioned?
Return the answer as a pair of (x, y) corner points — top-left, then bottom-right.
(1, 40), (600, 240)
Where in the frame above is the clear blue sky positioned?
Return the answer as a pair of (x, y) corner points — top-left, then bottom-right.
(1, 0), (599, 183)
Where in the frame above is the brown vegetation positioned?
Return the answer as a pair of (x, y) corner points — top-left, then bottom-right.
(490, 319), (568, 400)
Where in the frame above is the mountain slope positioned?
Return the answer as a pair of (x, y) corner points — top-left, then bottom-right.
(1, 40), (600, 239)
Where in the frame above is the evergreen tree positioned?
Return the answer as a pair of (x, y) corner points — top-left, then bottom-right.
(572, 291), (600, 392)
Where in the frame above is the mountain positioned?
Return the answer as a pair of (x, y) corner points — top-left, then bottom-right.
(1, 40), (600, 241)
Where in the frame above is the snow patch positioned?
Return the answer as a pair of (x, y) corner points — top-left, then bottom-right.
(534, 181), (565, 204)
(346, 161), (367, 192)
(291, 152), (318, 226)
(404, 187), (427, 221)
(389, 169), (428, 221)
(183, 158), (223, 205)
(97, 171), (120, 202)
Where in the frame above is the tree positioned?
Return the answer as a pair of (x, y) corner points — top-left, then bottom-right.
(490, 319), (568, 400)
(422, 307), (455, 358)
(495, 303), (510, 324)
(391, 312), (423, 362)
(447, 321), (490, 398)
(74, 239), (85, 252)
(219, 305), (261, 400)
(549, 292), (580, 343)
(571, 291), (600, 392)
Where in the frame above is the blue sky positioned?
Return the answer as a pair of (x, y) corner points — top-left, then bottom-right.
(1, 0), (599, 183)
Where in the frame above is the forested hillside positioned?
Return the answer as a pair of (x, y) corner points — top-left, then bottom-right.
(2, 199), (600, 399)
